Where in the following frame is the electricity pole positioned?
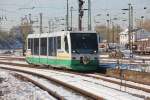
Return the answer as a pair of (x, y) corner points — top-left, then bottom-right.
(141, 16), (144, 28)
(48, 20), (51, 33)
(128, 3), (132, 56)
(88, 0), (91, 31)
(131, 5), (134, 58)
(28, 13), (32, 34)
(70, 6), (73, 31)
(122, 3), (134, 58)
(39, 13), (43, 34)
(112, 22), (115, 43)
(66, 0), (69, 31)
(106, 19), (110, 43)
(106, 13), (110, 43)
(29, 13), (32, 24)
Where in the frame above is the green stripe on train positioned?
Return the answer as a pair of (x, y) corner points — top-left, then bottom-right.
(26, 57), (98, 71)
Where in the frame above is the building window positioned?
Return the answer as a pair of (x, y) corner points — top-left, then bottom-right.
(40, 38), (47, 55)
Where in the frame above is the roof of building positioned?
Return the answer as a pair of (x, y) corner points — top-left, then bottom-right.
(119, 29), (128, 35)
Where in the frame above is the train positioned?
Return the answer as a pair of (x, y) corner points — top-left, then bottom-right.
(25, 31), (100, 71)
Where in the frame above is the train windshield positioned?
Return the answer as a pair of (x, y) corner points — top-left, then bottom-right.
(70, 33), (98, 54)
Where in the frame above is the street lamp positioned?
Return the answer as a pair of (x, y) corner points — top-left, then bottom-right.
(70, 6), (75, 31)
(66, 0), (69, 31)
(122, 3), (133, 58)
(141, 16), (144, 28)
(111, 18), (118, 43)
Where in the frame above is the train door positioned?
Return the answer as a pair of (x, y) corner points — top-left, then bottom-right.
(40, 38), (47, 64)
(52, 37), (57, 65)
(34, 38), (40, 64)
(56, 36), (61, 66)
(48, 37), (57, 66)
(53, 37), (57, 56)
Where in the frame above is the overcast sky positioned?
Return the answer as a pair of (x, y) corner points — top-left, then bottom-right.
(0, 0), (150, 31)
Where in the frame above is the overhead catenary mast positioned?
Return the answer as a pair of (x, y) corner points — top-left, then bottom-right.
(88, 0), (92, 31)
(39, 13), (43, 34)
(66, 0), (69, 31)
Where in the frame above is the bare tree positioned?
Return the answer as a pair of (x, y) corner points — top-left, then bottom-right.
(20, 19), (32, 56)
(95, 25), (122, 43)
(136, 18), (150, 32)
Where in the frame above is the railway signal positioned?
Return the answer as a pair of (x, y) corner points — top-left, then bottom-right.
(78, 0), (85, 31)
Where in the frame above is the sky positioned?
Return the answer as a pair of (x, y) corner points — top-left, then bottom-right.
(0, 0), (150, 32)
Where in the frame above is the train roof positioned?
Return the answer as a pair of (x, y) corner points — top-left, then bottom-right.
(27, 31), (97, 38)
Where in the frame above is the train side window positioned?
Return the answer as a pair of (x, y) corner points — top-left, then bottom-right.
(48, 37), (57, 56)
(34, 38), (39, 55)
(57, 36), (61, 49)
(28, 39), (31, 49)
(64, 36), (69, 52)
(40, 38), (47, 56)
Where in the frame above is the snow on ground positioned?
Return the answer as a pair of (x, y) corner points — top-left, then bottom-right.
(0, 55), (25, 59)
(100, 58), (150, 72)
(0, 69), (56, 100)
(88, 74), (150, 97)
(99, 54), (109, 58)
(16, 72), (90, 100)
(0, 59), (28, 65)
(0, 64), (147, 100)
(134, 55), (150, 60)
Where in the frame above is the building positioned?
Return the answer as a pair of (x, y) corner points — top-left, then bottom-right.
(119, 29), (135, 48)
(135, 29), (150, 41)
(119, 28), (150, 48)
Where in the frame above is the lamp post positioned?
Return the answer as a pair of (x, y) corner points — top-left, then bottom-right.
(141, 16), (144, 28)
(106, 13), (110, 43)
(70, 6), (73, 31)
(66, 0), (69, 31)
(122, 3), (133, 58)
(111, 18), (118, 43)
(88, 0), (91, 31)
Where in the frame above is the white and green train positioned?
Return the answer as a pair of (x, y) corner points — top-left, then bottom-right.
(26, 31), (99, 71)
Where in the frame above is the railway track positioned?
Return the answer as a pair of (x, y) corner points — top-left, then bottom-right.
(12, 72), (64, 100)
(0, 67), (102, 100)
(0, 65), (146, 100)
(0, 56), (149, 99)
(0, 69), (57, 100)
(0, 58), (149, 86)
(11, 71), (94, 100)
(0, 56), (25, 61)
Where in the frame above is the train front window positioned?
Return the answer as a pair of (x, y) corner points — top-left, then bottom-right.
(71, 33), (98, 54)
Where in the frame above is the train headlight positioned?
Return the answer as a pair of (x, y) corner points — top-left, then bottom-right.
(94, 50), (97, 53)
(72, 50), (76, 53)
